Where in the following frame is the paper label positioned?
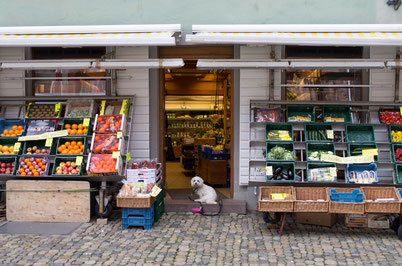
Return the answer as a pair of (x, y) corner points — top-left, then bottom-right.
(321, 153), (374, 164)
(100, 100), (106, 115)
(55, 103), (62, 113)
(266, 166), (273, 176)
(126, 152), (131, 162)
(45, 138), (53, 147)
(117, 132), (123, 139)
(400, 107), (402, 115)
(18, 130), (68, 142)
(112, 151), (120, 158)
(75, 156), (83, 165)
(329, 167), (337, 177)
(362, 148), (378, 156)
(150, 185), (162, 197)
(326, 130), (334, 139)
(120, 99), (128, 115)
(13, 142), (21, 152)
(83, 118), (90, 127)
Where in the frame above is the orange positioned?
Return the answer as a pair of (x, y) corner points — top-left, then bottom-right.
(65, 142), (71, 147)
(71, 129), (77, 135)
(41, 165), (46, 171)
(21, 172), (27, 176)
(8, 130), (14, 135)
(62, 150), (68, 154)
(3, 130), (8, 134)
(72, 124), (78, 130)
(68, 150), (75, 154)
(78, 124), (84, 130)
(71, 141), (77, 146)
(77, 129), (83, 135)
(77, 141), (83, 146)
(65, 124), (71, 129)
(12, 125), (17, 131)
(74, 149), (81, 154)
(18, 125), (23, 130)
(83, 129), (87, 135)
(67, 129), (72, 135)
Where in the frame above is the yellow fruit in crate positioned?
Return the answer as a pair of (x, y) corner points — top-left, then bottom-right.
(2, 146), (9, 153)
(0, 145), (2, 151)
(9, 146), (14, 153)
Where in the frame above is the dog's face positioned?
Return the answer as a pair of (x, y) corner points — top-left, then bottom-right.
(191, 176), (204, 188)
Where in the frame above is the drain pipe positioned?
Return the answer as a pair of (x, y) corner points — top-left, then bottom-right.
(395, 47), (400, 103)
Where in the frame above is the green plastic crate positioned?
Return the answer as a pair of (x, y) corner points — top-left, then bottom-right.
(304, 123), (333, 142)
(391, 144), (402, 163)
(52, 156), (85, 176)
(22, 139), (55, 155)
(322, 106), (351, 123)
(349, 143), (379, 162)
(306, 143), (335, 162)
(265, 123), (293, 141)
(266, 142), (295, 161)
(0, 137), (21, 155)
(265, 162), (295, 181)
(156, 182), (164, 203)
(0, 156), (18, 175)
(56, 136), (87, 155)
(307, 163), (337, 182)
(394, 164), (402, 184)
(345, 124), (375, 143)
(286, 105), (315, 122)
(61, 118), (92, 136)
(154, 200), (165, 223)
(388, 125), (402, 143)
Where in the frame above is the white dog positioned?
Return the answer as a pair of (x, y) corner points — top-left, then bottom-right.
(191, 176), (218, 204)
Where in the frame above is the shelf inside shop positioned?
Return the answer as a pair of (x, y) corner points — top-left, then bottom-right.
(167, 118), (212, 121)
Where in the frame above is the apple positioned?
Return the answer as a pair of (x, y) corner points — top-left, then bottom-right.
(32, 146), (38, 152)
(5, 169), (11, 175)
(68, 166), (73, 172)
(41, 149), (47, 154)
(0, 168), (5, 173)
(56, 170), (62, 175)
(71, 169), (77, 175)
(35, 150), (40, 154)
(62, 170), (68, 175)
(1, 163), (5, 168)
(59, 162), (66, 167)
(62, 166), (67, 171)
(66, 162), (71, 167)
(56, 166), (62, 171)
(27, 147), (32, 153)
(71, 162), (76, 167)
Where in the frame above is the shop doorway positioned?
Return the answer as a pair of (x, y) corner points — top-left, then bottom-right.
(159, 46), (234, 200)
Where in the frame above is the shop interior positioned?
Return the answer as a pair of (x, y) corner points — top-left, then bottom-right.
(162, 60), (232, 199)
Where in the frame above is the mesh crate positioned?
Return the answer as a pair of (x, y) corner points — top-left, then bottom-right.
(122, 205), (154, 219)
(154, 200), (165, 223)
(304, 123), (333, 142)
(265, 162), (295, 181)
(122, 216), (153, 230)
(306, 143), (335, 162)
(394, 164), (402, 184)
(0, 119), (26, 137)
(52, 156), (85, 176)
(345, 124), (375, 143)
(286, 105), (315, 122)
(265, 123), (293, 141)
(56, 137), (87, 156)
(0, 156), (18, 175)
(266, 142), (295, 161)
(307, 163), (337, 182)
(0, 137), (21, 156)
(349, 143), (378, 162)
(322, 106), (351, 123)
(23, 139), (55, 155)
(346, 163), (378, 184)
(388, 124), (402, 143)
(62, 118), (92, 136)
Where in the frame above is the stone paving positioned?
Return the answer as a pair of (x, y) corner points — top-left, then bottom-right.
(0, 212), (401, 265)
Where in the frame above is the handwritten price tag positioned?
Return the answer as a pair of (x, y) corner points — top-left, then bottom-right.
(55, 103), (62, 112)
(266, 166), (273, 176)
(329, 167), (337, 177)
(126, 152), (131, 162)
(117, 132), (123, 139)
(362, 148), (378, 156)
(120, 99), (128, 115)
(45, 138), (53, 147)
(100, 100), (106, 115)
(83, 118), (90, 127)
(75, 156), (83, 165)
(326, 130), (334, 139)
(13, 142), (21, 152)
(112, 151), (120, 159)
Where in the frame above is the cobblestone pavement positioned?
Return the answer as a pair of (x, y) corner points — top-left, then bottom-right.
(0, 212), (401, 265)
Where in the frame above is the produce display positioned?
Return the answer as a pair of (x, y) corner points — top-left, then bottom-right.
(308, 167), (336, 182)
(57, 140), (85, 155)
(65, 100), (94, 118)
(131, 160), (158, 169)
(267, 130), (291, 141)
(391, 130), (402, 142)
(306, 129), (330, 141)
(288, 115), (311, 122)
(379, 111), (402, 124)
(324, 117), (344, 122)
(88, 154), (119, 174)
(64, 123), (88, 135)
(94, 115), (124, 133)
(394, 148), (402, 162)
(348, 170), (377, 184)
(0, 145), (17, 155)
(1, 125), (24, 137)
(91, 134), (121, 153)
(0, 160), (16, 175)
(266, 166), (294, 181)
(255, 108), (280, 123)
(266, 146), (293, 160)
(53, 160), (82, 175)
(26, 120), (57, 136)
(308, 151), (334, 161)
(26, 104), (61, 118)
(17, 157), (48, 176)
(24, 145), (51, 155)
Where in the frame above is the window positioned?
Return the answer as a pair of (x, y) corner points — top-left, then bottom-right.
(284, 46), (365, 102)
(29, 47), (110, 96)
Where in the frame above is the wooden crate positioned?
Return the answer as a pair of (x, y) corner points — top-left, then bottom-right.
(6, 180), (90, 222)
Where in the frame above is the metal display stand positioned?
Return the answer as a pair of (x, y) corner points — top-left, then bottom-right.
(0, 95), (135, 218)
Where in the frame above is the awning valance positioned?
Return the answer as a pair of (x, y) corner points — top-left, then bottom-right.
(186, 24), (402, 46)
(0, 24), (180, 47)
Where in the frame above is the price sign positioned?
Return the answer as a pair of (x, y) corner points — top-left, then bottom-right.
(329, 167), (337, 177)
(45, 138), (53, 147)
(362, 149), (378, 156)
(150, 185), (162, 197)
(100, 100), (106, 115)
(126, 152), (131, 162)
(13, 142), (21, 152)
(55, 103), (62, 112)
(112, 151), (120, 158)
(400, 107), (402, 115)
(326, 130), (334, 139)
(117, 132), (123, 139)
(75, 156), (83, 165)
(83, 118), (90, 127)
(266, 166), (273, 176)
(120, 99), (128, 115)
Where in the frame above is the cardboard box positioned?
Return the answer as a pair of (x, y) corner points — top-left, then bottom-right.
(345, 214), (368, 228)
(296, 213), (337, 227)
(368, 214), (389, 229)
(346, 221), (368, 228)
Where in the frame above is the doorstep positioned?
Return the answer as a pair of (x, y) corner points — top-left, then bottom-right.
(164, 199), (247, 215)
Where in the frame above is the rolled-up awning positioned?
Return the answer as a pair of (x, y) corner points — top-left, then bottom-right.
(186, 24), (402, 46)
(0, 24), (180, 47)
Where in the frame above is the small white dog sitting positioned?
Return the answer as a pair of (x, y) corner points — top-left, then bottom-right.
(191, 176), (217, 204)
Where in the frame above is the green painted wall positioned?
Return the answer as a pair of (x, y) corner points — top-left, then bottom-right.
(0, 0), (400, 31)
